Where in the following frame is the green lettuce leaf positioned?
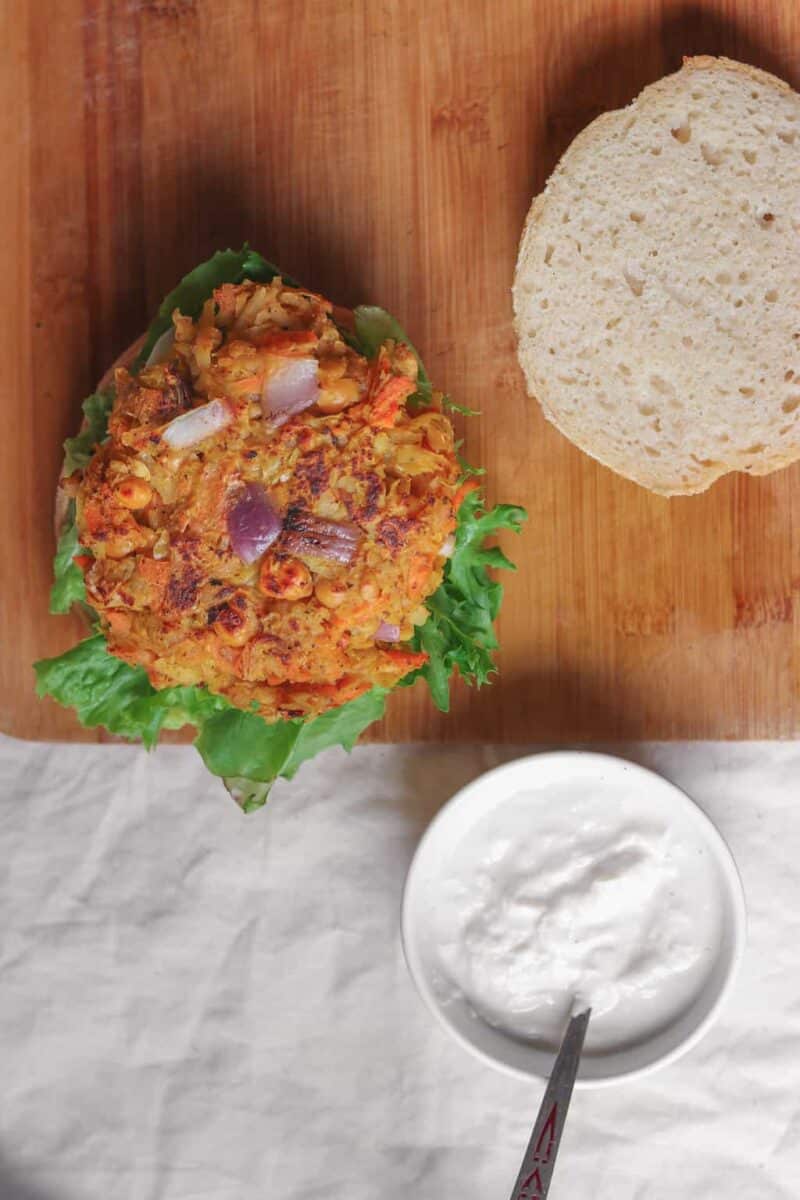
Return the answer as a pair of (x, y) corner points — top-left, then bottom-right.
(442, 396), (480, 416)
(62, 390), (114, 475)
(455, 446), (487, 482)
(49, 502), (89, 615)
(195, 686), (388, 812)
(136, 246), (297, 368)
(34, 631), (387, 810)
(411, 489), (526, 712)
(34, 634), (230, 750)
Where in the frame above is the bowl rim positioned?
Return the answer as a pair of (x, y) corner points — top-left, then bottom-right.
(400, 750), (747, 1089)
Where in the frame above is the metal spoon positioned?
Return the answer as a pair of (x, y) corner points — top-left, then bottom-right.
(506, 1006), (591, 1200)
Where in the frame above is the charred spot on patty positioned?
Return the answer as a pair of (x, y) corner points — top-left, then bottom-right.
(376, 515), (415, 553)
(359, 471), (383, 521)
(217, 606), (243, 637)
(172, 532), (201, 564)
(206, 603), (224, 626)
(208, 592), (252, 641)
(165, 567), (202, 612)
(294, 448), (329, 497)
(340, 470), (384, 523)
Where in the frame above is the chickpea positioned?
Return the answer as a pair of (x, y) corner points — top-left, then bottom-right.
(360, 575), (379, 602)
(102, 535), (138, 560)
(116, 476), (153, 509)
(315, 576), (348, 608)
(316, 377), (362, 414)
(259, 556), (313, 600)
(211, 591), (259, 646)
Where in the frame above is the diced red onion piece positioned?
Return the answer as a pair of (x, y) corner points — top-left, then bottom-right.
(262, 358), (319, 424)
(162, 400), (232, 448)
(439, 534), (456, 559)
(145, 328), (176, 368)
(375, 620), (401, 642)
(227, 483), (283, 564)
(282, 510), (362, 564)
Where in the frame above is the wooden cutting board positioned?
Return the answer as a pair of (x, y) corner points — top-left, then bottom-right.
(2, 0), (799, 744)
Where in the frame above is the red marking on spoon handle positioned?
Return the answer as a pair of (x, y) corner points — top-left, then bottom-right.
(507, 1008), (591, 1200)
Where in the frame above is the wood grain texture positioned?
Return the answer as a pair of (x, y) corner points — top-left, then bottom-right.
(2, 0), (799, 743)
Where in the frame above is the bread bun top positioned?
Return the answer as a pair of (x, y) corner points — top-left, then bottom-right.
(513, 56), (800, 495)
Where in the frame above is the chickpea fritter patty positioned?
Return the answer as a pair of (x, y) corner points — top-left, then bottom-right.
(75, 279), (460, 721)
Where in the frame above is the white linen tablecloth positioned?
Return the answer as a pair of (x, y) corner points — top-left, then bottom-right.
(1, 735), (799, 1200)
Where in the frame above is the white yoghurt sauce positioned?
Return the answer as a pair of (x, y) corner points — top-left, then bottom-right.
(435, 780), (723, 1053)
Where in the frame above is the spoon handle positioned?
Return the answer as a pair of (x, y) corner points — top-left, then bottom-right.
(506, 1007), (591, 1200)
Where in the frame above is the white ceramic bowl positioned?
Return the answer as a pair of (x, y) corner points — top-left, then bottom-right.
(401, 751), (746, 1088)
